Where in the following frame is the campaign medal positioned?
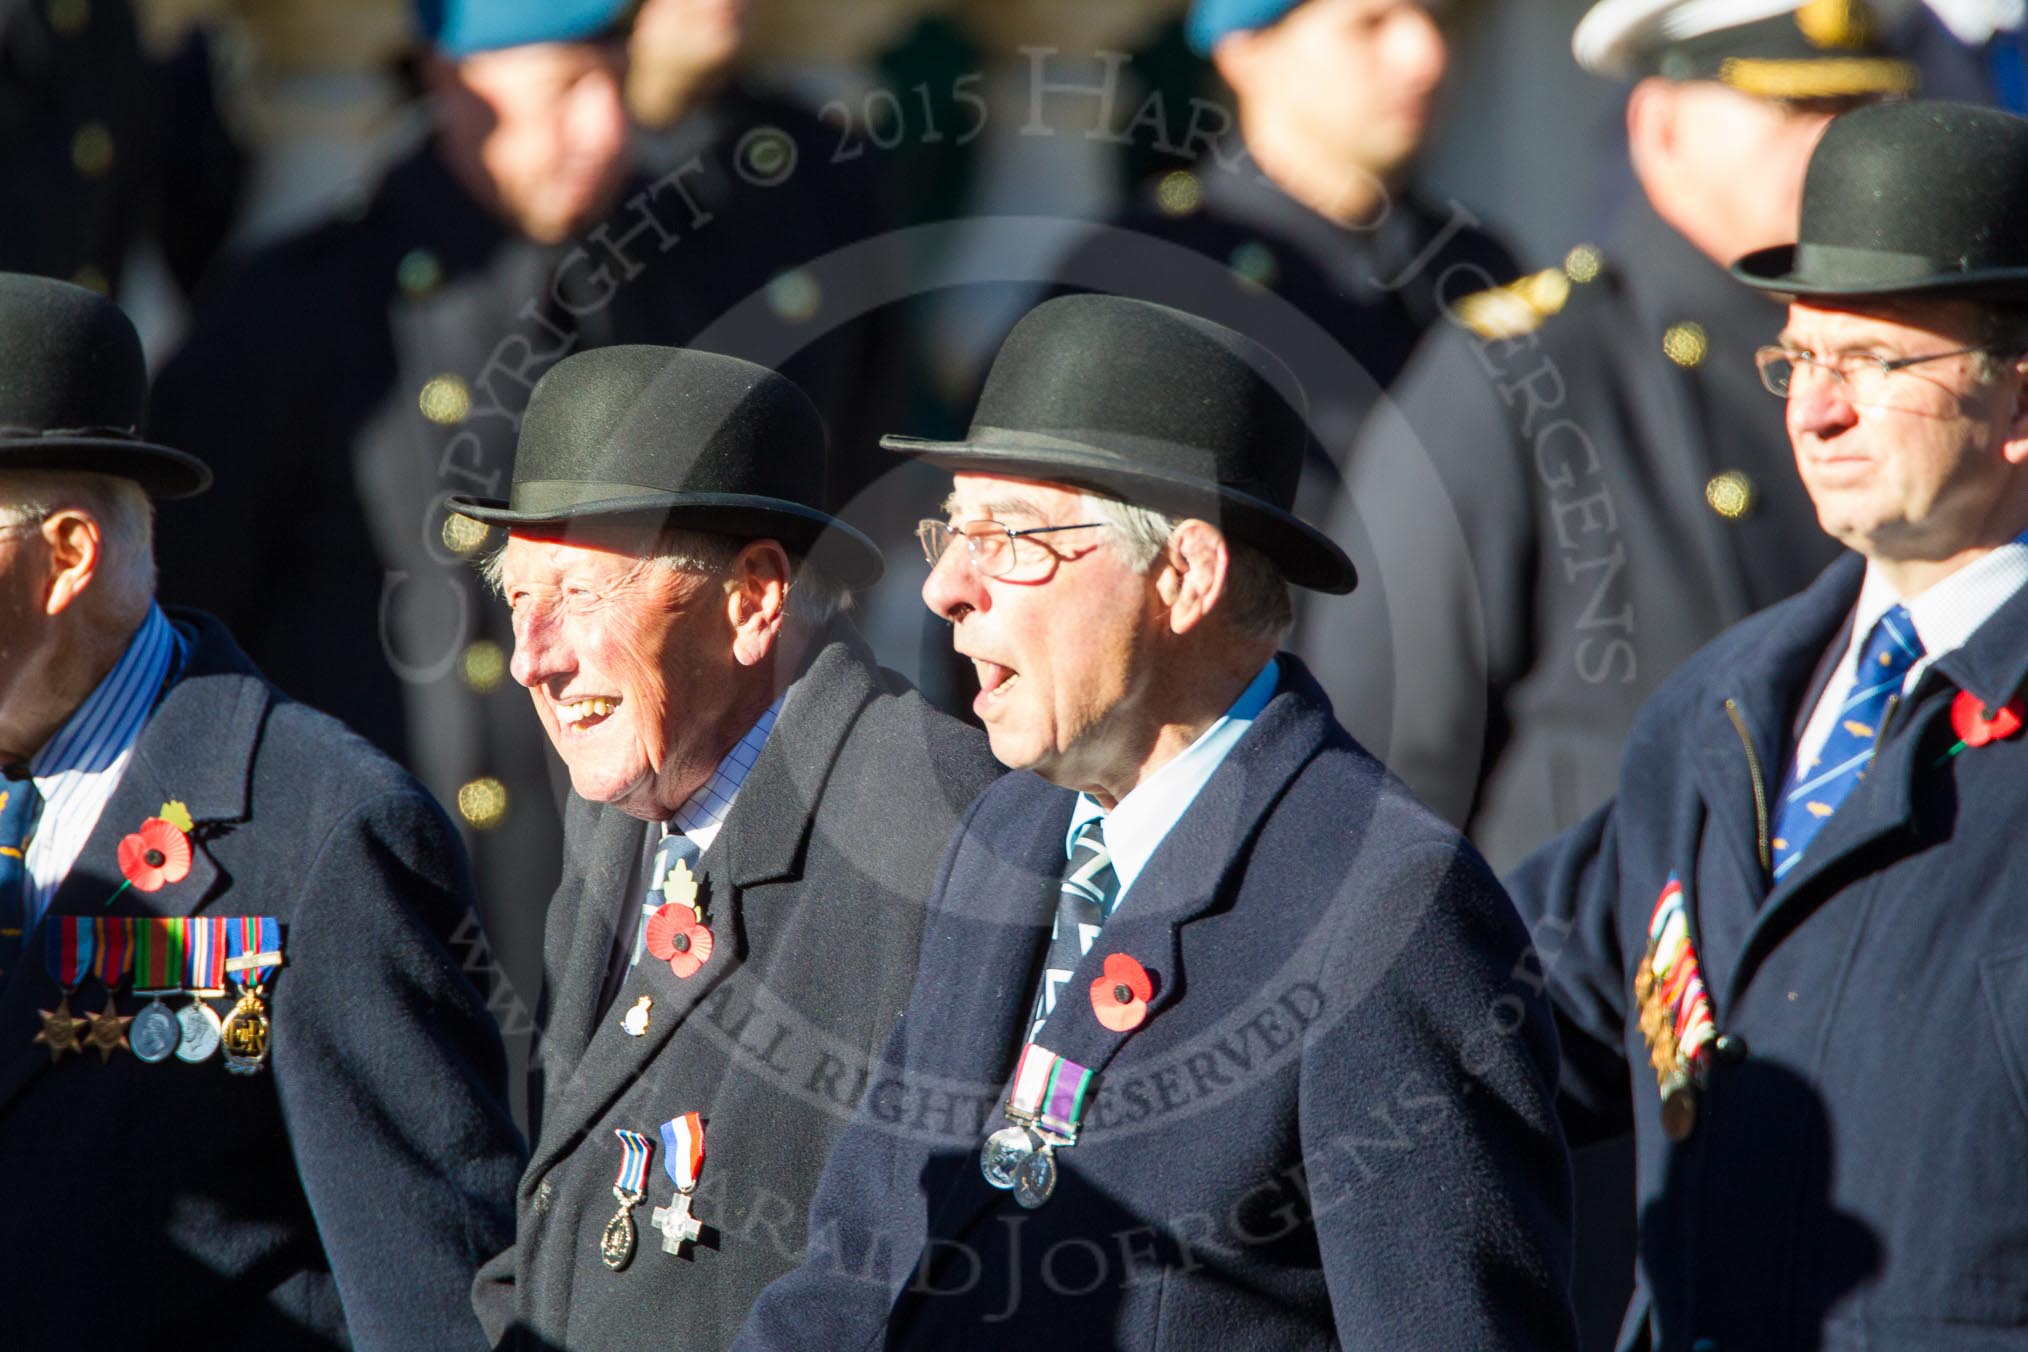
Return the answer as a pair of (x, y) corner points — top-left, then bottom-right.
(177, 916), (227, 1063)
(1636, 875), (1718, 1141)
(82, 916), (135, 1062)
(601, 1128), (654, 1271)
(33, 917), (94, 1062)
(977, 1042), (1095, 1209)
(652, 1111), (706, 1257)
(221, 917), (283, 1076)
(130, 917), (185, 1063)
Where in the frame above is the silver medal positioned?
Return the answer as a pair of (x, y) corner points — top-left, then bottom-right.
(175, 999), (222, 1063)
(1011, 1142), (1057, 1209)
(130, 999), (182, 1063)
(980, 1124), (1040, 1191)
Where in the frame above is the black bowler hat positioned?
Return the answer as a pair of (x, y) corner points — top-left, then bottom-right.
(1733, 100), (2028, 298)
(882, 295), (1356, 594)
(0, 273), (210, 498)
(447, 345), (884, 589)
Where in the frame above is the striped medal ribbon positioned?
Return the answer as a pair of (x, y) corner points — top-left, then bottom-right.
(32, 917), (94, 1062)
(602, 1128), (656, 1271)
(177, 916), (228, 1063)
(1636, 875), (1717, 1141)
(130, 918), (186, 1063)
(652, 1112), (706, 1256)
(978, 1043), (1095, 1210)
(221, 917), (282, 1076)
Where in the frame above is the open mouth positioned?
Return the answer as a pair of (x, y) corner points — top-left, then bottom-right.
(556, 696), (621, 734)
(973, 659), (1020, 703)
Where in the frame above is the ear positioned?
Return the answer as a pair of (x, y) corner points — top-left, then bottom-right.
(1999, 355), (2028, 467)
(725, 539), (792, 667)
(40, 508), (100, 617)
(1153, 519), (1231, 637)
(1624, 77), (1678, 188)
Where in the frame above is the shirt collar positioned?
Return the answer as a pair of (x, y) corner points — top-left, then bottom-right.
(665, 690), (785, 852)
(1852, 529), (2028, 677)
(1067, 658), (1280, 901)
(30, 604), (181, 785)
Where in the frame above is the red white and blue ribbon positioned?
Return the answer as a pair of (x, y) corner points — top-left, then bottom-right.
(91, 916), (133, 990)
(186, 916), (228, 995)
(613, 1129), (654, 1197)
(1644, 875), (1716, 1071)
(46, 916), (93, 988)
(1007, 1043), (1095, 1144)
(224, 917), (282, 990)
(659, 1113), (704, 1193)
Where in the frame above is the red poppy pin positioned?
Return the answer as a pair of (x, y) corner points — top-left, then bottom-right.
(115, 816), (192, 894)
(645, 905), (715, 980)
(1951, 689), (2025, 748)
(1090, 952), (1155, 1032)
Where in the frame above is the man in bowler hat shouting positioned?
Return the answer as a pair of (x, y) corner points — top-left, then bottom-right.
(0, 273), (522, 1347)
(737, 295), (1578, 1350)
(1510, 99), (2028, 1348)
(461, 346), (999, 1350)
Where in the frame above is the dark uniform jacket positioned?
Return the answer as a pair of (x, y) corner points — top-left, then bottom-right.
(150, 87), (898, 1033)
(0, 609), (522, 1349)
(1509, 551), (2028, 1350)
(473, 630), (1001, 1352)
(1304, 197), (1839, 876)
(737, 657), (1577, 1352)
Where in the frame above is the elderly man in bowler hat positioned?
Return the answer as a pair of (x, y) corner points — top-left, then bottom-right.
(1508, 99), (2028, 1348)
(0, 273), (522, 1347)
(737, 295), (1578, 1351)
(460, 345), (999, 1351)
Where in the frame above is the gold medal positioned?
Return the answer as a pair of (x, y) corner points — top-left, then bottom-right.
(220, 987), (271, 1076)
(33, 990), (85, 1063)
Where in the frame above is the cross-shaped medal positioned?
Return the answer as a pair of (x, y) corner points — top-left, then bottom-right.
(652, 1189), (703, 1255)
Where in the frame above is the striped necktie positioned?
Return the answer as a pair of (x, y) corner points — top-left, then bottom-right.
(0, 768), (41, 976)
(1027, 818), (1120, 1041)
(1770, 604), (1924, 883)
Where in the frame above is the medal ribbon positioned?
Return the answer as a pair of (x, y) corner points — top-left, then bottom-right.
(613, 1129), (654, 1198)
(224, 917), (282, 989)
(659, 1113), (704, 1193)
(135, 917), (185, 994)
(1644, 875), (1717, 1072)
(186, 916), (227, 994)
(45, 916), (93, 987)
(91, 916), (133, 989)
(1007, 1043), (1094, 1143)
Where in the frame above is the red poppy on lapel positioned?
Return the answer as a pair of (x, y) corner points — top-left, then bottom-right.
(1090, 952), (1154, 1032)
(1951, 689), (2025, 748)
(116, 817), (192, 893)
(645, 905), (714, 979)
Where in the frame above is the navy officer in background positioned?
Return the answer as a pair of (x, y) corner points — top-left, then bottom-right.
(738, 295), (1577, 1351)
(1511, 99), (2028, 1349)
(0, 273), (521, 1346)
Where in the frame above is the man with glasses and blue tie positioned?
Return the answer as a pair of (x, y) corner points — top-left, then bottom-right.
(735, 294), (1577, 1351)
(1509, 98), (2028, 1349)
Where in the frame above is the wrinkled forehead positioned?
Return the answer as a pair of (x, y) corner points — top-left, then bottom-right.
(499, 522), (655, 578)
(943, 472), (1091, 525)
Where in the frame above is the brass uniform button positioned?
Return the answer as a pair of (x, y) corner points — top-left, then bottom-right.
(419, 374), (472, 425)
(441, 512), (493, 557)
(1663, 321), (1709, 368)
(397, 248), (443, 296)
(457, 777), (509, 829)
(1563, 243), (1603, 284)
(71, 122), (113, 177)
(461, 640), (507, 694)
(1155, 170), (1203, 217)
(1705, 470), (1756, 520)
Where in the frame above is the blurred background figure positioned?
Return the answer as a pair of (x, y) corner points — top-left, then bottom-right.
(1889, 0), (2028, 107)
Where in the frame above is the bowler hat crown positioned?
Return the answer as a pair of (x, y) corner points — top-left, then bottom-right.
(1733, 100), (2028, 298)
(0, 272), (210, 498)
(883, 295), (1355, 593)
(447, 345), (883, 589)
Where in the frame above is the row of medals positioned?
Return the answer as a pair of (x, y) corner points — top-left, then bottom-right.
(980, 1119), (1063, 1209)
(1632, 946), (1700, 1141)
(40, 985), (270, 1074)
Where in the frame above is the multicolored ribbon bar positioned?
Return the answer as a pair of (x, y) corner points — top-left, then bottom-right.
(660, 1113), (704, 1192)
(186, 916), (227, 994)
(92, 916), (133, 989)
(135, 917), (185, 995)
(1008, 1043), (1095, 1143)
(46, 916), (93, 988)
(224, 917), (282, 989)
(1641, 875), (1717, 1079)
(613, 1129), (654, 1197)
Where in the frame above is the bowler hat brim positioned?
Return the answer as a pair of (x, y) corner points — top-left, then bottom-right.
(883, 431), (1357, 595)
(1731, 243), (2028, 300)
(0, 435), (212, 500)
(444, 488), (886, 590)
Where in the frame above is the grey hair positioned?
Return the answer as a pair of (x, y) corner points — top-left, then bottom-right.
(0, 470), (155, 623)
(1080, 493), (1293, 641)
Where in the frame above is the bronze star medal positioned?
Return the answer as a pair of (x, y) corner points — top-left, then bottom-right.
(33, 991), (85, 1063)
(83, 996), (132, 1063)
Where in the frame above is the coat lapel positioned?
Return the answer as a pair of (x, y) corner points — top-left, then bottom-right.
(524, 635), (877, 1183)
(0, 615), (268, 1121)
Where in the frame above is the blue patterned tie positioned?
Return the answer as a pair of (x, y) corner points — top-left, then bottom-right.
(1027, 818), (1121, 1041)
(0, 768), (42, 977)
(1770, 605), (1923, 882)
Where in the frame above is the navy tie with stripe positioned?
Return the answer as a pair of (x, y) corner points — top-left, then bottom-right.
(1770, 604), (1923, 883)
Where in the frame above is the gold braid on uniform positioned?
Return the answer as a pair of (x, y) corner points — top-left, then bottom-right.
(1452, 266), (1573, 342)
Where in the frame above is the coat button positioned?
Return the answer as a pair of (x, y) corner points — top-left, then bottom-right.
(397, 248), (443, 296)
(1663, 320), (1709, 367)
(461, 641), (507, 694)
(1715, 1033), (1748, 1064)
(1705, 470), (1756, 519)
(1564, 243), (1603, 283)
(765, 269), (821, 323)
(457, 777), (509, 829)
(1156, 169), (1203, 217)
(419, 374), (472, 425)
(532, 1178), (553, 1216)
